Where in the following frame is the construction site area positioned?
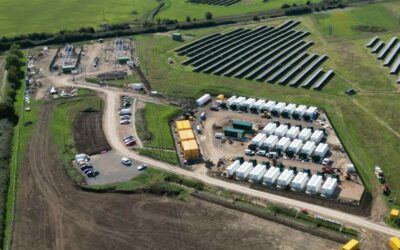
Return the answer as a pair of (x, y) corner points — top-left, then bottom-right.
(173, 94), (365, 205)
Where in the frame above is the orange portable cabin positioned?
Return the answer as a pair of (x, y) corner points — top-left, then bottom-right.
(178, 129), (195, 142)
(176, 120), (191, 131)
(181, 139), (200, 160)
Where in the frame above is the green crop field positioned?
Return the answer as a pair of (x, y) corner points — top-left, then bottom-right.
(137, 8), (400, 205)
(312, 4), (400, 40)
(158, 0), (311, 22)
(0, 0), (158, 37)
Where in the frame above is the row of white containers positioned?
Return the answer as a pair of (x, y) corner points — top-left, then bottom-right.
(226, 160), (337, 197)
(227, 96), (318, 118)
(252, 133), (328, 158)
(262, 123), (324, 142)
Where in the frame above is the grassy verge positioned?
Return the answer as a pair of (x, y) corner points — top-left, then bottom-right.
(136, 102), (180, 149)
(91, 167), (204, 200)
(135, 147), (179, 165)
(86, 73), (139, 88)
(50, 93), (103, 185)
(3, 58), (38, 249)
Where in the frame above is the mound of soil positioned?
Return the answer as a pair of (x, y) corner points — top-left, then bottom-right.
(73, 111), (111, 155)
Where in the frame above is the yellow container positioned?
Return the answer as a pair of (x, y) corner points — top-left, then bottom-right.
(181, 139), (199, 160)
(390, 237), (400, 250)
(178, 129), (195, 141)
(342, 239), (359, 250)
(176, 120), (191, 131)
(390, 209), (400, 219)
(216, 94), (225, 101)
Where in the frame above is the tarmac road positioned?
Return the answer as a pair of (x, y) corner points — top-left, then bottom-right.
(58, 77), (400, 238)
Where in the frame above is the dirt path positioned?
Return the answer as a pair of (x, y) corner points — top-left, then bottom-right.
(12, 102), (339, 250)
(50, 77), (400, 237)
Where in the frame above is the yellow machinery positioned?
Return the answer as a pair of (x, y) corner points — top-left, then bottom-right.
(390, 237), (400, 250)
(342, 239), (359, 250)
(390, 209), (400, 219)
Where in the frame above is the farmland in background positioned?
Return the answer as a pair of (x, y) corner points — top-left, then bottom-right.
(0, 0), (158, 37)
(137, 7), (400, 205)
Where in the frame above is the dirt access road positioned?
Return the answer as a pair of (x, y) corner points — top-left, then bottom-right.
(12, 103), (338, 250)
(55, 77), (400, 237)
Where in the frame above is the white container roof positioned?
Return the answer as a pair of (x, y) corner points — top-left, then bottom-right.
(310, 130), (324, 143)
(264, 167), (280, 179)
(276, 137), (291, 150)
(301, 141), (316, 155)
(307, 174), (323, 188)
(226, 160), (240, 172)
(252, 99), (266, 108)
(298, 128), (312, 141)
(315, 143), (329, 157)
(264, 101), (276, 111)
(294, 105), (307, 115)
(236, 162), (253, 174)
(264, 135), (279, 147)
(243, 98), (256, 107)
(305, 106), (318, 116)
(227, 96), (237, 105)
(322, 177), (338, 190)
(274, 124), (288, 137)
(262, 123), (277, 135)
(250, 164), (266, 176)
(251, 133), (266, 145)
(234, 96), (246, 105)
(288, 139), (303, 152)
(283, 103), (297, 114)
(292, 172), (308, 184)
(286, 126), (300, 139)
(273, 102), (286, 112)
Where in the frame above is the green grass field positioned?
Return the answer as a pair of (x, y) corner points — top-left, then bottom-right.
(137, 10), (400, 205)
(51, 93), (103, 185)
(158, 0), (310, 22)
(138, 102), (180, 150)
(0, 0), (159, 37)
(312, 4), (400, 40)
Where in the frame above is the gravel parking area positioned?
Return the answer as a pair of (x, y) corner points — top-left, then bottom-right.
(85, 150), (143, 185)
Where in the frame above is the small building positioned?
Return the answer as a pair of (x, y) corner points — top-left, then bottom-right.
(263, 167), (280, 185)
(240, 98), (256, 111)
(274, 124), (288, 137)
(298, 128), (312, 141)
(172, 32), (182, 41)
(276, 137), (291, 152)
(178, 129), (195, 141)
(62, 65), (75, 74)
(227, 96), (237, 106)
(271, 102), (286, 116)
(230, 96), (246, 110)
(276, 169), (295, 188)
(286, 126), (300, 139)
(249, 164), (267, 183)
(250, 99), (266, 113)
(310, 130), (324, 143)
(260, 100), (276, 112)
(118, 56), (130, 64)
(306, 174), (323, 195)
(342, 239), (359, 250)
(293, 105), (307, 119)
(281, 103), (296, 117)
(262, 135), (279, 150)
(321, 177), (338, 197)
(304, 106), (318, 120)
(196, 94), (211, 106)
(181, 139), (200, 160)
(225, 160), (241, 177)
(390, 237), (400, 250)
(300, 141), (316, 157)
(262, 123), (277, 135)
(236, 162), (254, 180)
(287, 139), (303, 155)
(291, 172), (309, 191)
(250, 133), (267, 148)
(232, 120), (253, 132)
(314, 143), (329, 158)
(390, 209), (400, 219)
(224, 127), (245, 139)
(176, 120), (191, 131)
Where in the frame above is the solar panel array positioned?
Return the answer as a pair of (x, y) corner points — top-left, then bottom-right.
(366, 36), (400, 83)
(188, 0), (241, 6)
(176, 20), (334, 90)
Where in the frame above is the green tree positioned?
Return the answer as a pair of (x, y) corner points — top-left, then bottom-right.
(205, 12), (213, 20)
(5, 54), (22, 70)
